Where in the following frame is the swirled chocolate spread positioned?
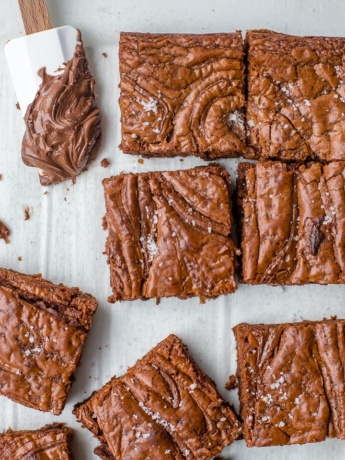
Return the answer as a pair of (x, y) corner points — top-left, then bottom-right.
(22, 31), (102, 186)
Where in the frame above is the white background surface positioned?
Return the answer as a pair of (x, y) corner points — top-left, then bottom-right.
(1, 0), (345, 458)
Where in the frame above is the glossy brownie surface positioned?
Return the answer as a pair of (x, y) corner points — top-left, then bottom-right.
(246, 30), (345, 161)
(74, 334), (242, 459)
(119, 32), (246, 159)
(237, 161), (345, 284)
(234, 320), (345, 447)
(0, 424), (73, 459)
(0, 268), (98, 414)
(103, 165), (238, 302)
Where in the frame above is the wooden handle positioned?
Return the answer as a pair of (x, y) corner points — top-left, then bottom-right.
(18, 0), (52, 35)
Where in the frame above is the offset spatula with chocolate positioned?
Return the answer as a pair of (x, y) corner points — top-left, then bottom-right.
(5, 0), (102, 186)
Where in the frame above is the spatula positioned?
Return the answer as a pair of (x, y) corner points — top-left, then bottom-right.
(5, 0), (79, 117)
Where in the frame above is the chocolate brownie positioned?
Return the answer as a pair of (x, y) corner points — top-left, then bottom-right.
(237, 161), (345, 284)
(233, 319), (345, 447)
(0, 267), (98, 414)
(103, 165), (238, 302)
(74, 334), (242, 459)
(0, 424), (73, 459)
(119, 32), (246, 159)
(246, 29), (345, 161)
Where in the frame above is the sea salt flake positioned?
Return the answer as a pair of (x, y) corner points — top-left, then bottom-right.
(140, 97), (158, 114)
(247, 119), (255, 127)
(147, 234), (158, 262)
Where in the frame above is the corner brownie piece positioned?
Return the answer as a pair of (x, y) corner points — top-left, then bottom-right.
(237, 161), (345, 285)
(233, 319), (345, 447)
(0, 267), (98, 414)
(119, 32), (246, 159)
(246, 30), (345, 161)
(74, 334), (242, 459)
(103, 165), (238, 302)
(0, 424), (73, 459)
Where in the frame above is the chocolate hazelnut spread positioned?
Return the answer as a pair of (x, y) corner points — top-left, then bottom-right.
(22, 31), (102, 186)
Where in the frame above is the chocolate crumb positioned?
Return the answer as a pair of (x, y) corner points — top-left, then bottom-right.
(44, 191), (48, 195)
(0, 174), (2, 181)
(16, 102), (20, 110)
(101, 158), (110, 168)
(137, 158), (144, 164)
(331, 315), (337, 320)
(102, 52), (108, 58)
(225, 375), (238, 390)
(64, 197), (67, 202)
(18, 256), (22, 261)
(180, 158), (184, 162)
(0, 221), (10, 244)
(24, 207), (30, 221)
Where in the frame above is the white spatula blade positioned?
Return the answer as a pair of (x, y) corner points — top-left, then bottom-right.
(5, 25), (78, 117)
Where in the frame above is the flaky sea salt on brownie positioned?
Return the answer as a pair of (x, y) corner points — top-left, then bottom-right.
(246, 29), (345, 161)
(237, 161), (345, 285)
(0, 267), (98, 414)
(119, 32), (246, 159)
(74, 334), (242, 459)
(103, 164), (238, 302)
(0, 424), (73, 459)
(233, 320), (345, 447)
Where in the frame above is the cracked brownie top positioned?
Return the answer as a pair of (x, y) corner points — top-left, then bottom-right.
(74, 334), (242, 460)
(119, 32), (246, 159)
(0, 268), (98, 414)
(246, 29), (345, 161)
(0, 424), (73, 459)
(103, 164), (238, 302)
(237, 161), (345, 285)
(234, 320), (345, 447)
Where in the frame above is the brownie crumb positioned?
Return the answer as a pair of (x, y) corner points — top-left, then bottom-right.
(137, 158), (144, 164)
(24, 207), (30, 221)
(102, 52), (108, 58)
(330, 315), (337, 320)
(0, 174), (3, 181)
(225, 375), (238, 390)
(16, 102), (20, 110)
(179, 159), (184, 162)
(18, 256), (22, 261)
(101, 158), (110, 168)
(44, 191), (48, 195)
(0, 221), (10, 244)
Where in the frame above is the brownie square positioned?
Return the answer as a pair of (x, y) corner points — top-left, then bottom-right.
(119, 32), (246, 159)
(246, 29), (345, 161)
(103, 165), (238, 302)
(233, 320), (345, 447)
(74, 334), (242, 459)
(237, 161), (345, 285)
(0, 424), (73, 459)
(0, 267), (98, 414)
